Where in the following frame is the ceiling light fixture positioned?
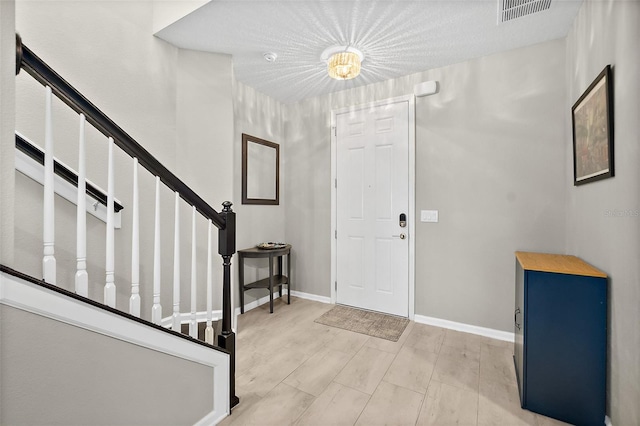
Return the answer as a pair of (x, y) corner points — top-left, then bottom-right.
(321, 46), (364, 81)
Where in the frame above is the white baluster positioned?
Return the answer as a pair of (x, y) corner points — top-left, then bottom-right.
(43, 86), (56, 284)
(205, 219), (214, 345)
(151, 176), (162, 324)
(172, 192), (181, 332)
(74, 114), (88, 296)
(104, 137), (116, 307)
(129, 157), (140, 317)
(189, 206), (197, 338)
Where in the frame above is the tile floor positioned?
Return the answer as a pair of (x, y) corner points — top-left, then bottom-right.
(220, 297), (569, 426)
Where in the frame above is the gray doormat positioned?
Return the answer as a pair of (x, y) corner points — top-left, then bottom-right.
(314, 305), (409, 342)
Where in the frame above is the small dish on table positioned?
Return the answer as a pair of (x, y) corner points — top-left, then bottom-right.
(257, 242), (287, 250)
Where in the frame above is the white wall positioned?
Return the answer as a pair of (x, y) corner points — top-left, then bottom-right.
(284, 39), (568, 332)
(565, 1), (640, 424)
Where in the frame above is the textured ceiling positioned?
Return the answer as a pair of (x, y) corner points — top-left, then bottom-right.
(156, 0), (583, 104)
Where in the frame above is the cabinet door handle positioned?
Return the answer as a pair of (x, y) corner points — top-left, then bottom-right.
(514, 307), (521, 330)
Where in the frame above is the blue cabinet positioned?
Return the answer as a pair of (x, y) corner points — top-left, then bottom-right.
(514, 252), (607, 426)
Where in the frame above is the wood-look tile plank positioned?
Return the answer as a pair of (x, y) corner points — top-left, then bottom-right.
(383, 345), (437, 394)
(416, 380), (478, 426)
(479, 343), (516, 386)
(225, 382), (315, 426)
(403, 323), (446, 354)
(432, 350), (480, 393)
(324, 327), (370, 355)
(355, 381), (424, 426)
(236, 346), (309, 397)
(334, 346), (396, 394)
(284, 347), (353, 396)
(478, 379), (537, 426)
(295, 382), (370, 426)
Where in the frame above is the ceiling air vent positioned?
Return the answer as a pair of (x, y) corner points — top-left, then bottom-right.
(498, 0), (552, 23)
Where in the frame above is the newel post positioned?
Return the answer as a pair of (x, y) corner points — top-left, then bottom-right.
(218, 201), (239, 409)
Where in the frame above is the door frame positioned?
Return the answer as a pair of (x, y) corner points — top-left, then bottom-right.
(330, 95), (416, 319)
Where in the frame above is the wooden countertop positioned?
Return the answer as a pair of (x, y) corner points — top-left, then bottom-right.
(515, 251), (607, 278)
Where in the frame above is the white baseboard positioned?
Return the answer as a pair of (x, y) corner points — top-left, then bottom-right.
(414, 314), (515, 342)
(234, 292), (278, 315)
(194, 408), (227, 426)
(234, 289), (331, 316)
(605, 415), (613, 426)
(288, 289), (331, 304)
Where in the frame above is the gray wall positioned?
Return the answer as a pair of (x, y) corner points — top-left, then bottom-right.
(0, 0), (16, 405)
(177, 48), (234, 206)
(175, 47), (234, 314)
(232, 80), (286, 307)
(565, 1), (640, 424)
(284, 39), (568, 332)
(414, 40), (567, 330)
(0, 0), (15, 266)
(0, 305), (214, 425)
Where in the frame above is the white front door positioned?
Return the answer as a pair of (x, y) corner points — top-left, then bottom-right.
(335, 100), (410, 317)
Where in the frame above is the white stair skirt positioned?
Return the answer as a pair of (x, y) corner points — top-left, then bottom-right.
(0, 270), (230, 423)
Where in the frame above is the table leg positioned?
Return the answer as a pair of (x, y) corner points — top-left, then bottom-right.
(269, 255), (274, 313)
(239, 255), (245, 314)
(277, 255), (283, 300)
(287, 252), (291, 305)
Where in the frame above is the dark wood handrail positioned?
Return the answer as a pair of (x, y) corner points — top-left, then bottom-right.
(15, 133), (124, 212)
(15, 35), (226, 230)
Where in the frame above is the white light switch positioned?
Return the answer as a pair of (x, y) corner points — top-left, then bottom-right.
(421, 210), (439, 223)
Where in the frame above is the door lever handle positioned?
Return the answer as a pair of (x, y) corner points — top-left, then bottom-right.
(392, 234), (406, 240)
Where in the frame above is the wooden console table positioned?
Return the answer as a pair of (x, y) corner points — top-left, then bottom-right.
(238, 244), (291, 314)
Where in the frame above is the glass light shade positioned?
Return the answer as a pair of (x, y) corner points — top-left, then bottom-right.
(328, 51), (361, 80)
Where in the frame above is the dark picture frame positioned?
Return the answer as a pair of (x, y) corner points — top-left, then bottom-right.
(242, 133), (279, 205)
(572, 65), (614, 186)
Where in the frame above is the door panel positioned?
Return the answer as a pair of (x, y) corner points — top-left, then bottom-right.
(346, 236), (365, 290)
(375, 145), (393, 219)
(375, 238), (392, 293)
(347, 148), (365, 219)
(336, 100), (409, 317)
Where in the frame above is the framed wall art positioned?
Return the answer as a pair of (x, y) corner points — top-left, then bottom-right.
(572, 65), (614, 186)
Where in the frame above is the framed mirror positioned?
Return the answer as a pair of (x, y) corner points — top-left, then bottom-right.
(242, 133), (279, 205)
